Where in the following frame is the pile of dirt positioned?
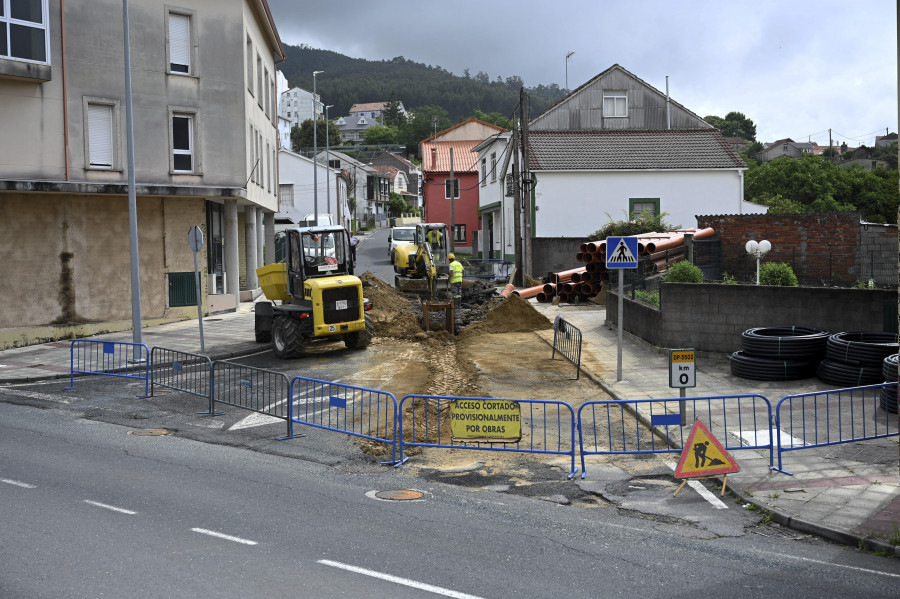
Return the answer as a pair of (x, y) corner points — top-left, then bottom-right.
(358, 272), (423, 340)
(461, 293), (552, 336)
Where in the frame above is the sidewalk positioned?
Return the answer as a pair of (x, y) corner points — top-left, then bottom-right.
(529, 301), (900, 556)
(0, 297), (897, 554)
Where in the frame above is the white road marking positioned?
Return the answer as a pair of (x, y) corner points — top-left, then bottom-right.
(318, 560), (486, 599)
(745, 548), (900, 579)
(227, 378), (345, 430)
(0, 388), (70, 404)
(84, 500), (136, 515)
(733, 429), (806, 447)
(1, 478), (36, 489)
(191, 528), (257, 545)
(667, 462), (729, 509)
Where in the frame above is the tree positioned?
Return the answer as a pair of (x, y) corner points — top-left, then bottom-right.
(382, 92), (404, 128)
(472, 109), (512, 130)
(704, 111), (757, 141)
(291, 119), (341, 152)
(401, 104), (451, 157)
(587, 211), (679, 241)
(362, 125), (400, 145)
(388, 192), (408, 216)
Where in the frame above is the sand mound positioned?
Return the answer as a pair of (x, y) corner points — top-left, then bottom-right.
(359, 272), (423, 339)
(461, 293), (552, 336)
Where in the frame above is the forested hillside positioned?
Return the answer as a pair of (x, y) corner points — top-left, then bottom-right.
(277, 45), (566, 122)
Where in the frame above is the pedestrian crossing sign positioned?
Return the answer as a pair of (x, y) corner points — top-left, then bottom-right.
(674, 420), (740, 478)
(605, 236), (639, 269)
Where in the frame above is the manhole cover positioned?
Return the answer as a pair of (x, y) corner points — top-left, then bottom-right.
(128, 429), (169, 436)
(374, 489), (425, 501)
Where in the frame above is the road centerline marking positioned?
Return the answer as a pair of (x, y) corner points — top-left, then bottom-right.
(191, 527), (257, 545)
(1, 478), (36, 489)
(83, 500), (136, 515)
(318, 559), (486, 599)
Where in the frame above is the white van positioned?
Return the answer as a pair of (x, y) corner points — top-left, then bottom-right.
(388, 226), (416, 261)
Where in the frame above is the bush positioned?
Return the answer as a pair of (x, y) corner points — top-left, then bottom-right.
(633, 290), (660, 307)
(759, 262), (798, 286)
(664, 261), (704, 283)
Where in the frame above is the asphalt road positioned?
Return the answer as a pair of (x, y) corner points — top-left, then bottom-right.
(357, 226), (396, 284)
(2, 400), (899, 598)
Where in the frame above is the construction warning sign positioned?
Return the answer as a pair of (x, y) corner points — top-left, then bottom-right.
(674, 420), (740, 478)
(450, 399), (522, 442)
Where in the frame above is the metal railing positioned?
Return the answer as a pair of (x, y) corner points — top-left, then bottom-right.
(149, 347), (216, 415)
(398, 394), (578, 478)
(459, 258), (512, 280)
(288, 375), (400, 464)
(772, 382), (899, 475)
(65, 339), (150, 396)
(577, 394), (774, 478)
(212, 361), (292, 437)
(551, 316), (582, 379)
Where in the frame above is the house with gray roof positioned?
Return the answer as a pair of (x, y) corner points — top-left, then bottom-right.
(479, 64), (765, 273)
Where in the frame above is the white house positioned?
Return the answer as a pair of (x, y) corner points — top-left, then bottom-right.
(472, 132), (512, 259)
(278, 149), (348, 230)
(280, 86), (321, 131)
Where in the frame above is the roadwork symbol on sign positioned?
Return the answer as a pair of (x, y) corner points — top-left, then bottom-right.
(605, 236), (638, 269)
(674, 420), (740, 479)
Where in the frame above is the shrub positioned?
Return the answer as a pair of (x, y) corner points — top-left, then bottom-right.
(664, 261), (704, 283)
(633, 290), (660, 307)
(759, 262), (798, 286)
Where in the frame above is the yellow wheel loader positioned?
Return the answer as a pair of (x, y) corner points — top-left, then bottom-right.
(255, 226), (373, 359)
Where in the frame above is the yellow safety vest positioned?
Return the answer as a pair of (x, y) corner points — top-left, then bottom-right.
(449, 260), (463, 284)
(427, 230), (441, 244)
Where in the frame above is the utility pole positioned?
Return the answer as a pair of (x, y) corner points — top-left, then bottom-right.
(512, 116), (523, 287)
(520, 87), (532, 281)
(449, 147), (455, 253)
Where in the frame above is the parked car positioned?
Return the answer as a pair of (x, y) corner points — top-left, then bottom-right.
(388, 226), (416, 261)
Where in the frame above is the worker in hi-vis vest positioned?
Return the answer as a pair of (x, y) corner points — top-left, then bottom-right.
(448, 253), (463, 307)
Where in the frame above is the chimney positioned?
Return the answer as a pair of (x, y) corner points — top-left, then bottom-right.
(431, 147), (437, 169)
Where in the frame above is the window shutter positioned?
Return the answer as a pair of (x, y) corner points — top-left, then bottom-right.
(169, 13), (190, 73)
(88, 104), (113, 167)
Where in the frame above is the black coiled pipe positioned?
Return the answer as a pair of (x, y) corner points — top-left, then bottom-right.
(816, 358), (885, 386)
(740, 327), (830, 359)
(882, 354), (898, 413)
(730, 351), (818, 381)
(826, 332), (898, 366)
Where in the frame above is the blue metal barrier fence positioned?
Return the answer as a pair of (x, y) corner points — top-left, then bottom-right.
(150, 347), (216, 415)
(577, 394), (774, 478)
(398, 394), (578, 478)
(212, 361), (291, 437)
(65, 339), (150, 396)
(287, 376), (400, 465)
(551, 316), (582, 379)
(773, 382), (899, 475)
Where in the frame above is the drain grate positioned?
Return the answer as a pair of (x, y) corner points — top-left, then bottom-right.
(128, 429), (169, 436)
(374, 489), (425, 501)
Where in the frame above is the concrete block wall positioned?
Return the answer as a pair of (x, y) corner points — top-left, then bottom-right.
(607, 282), (895, 354)
(532, 237), (583, 279)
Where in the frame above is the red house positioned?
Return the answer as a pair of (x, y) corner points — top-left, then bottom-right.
(420, 119), (506, 253)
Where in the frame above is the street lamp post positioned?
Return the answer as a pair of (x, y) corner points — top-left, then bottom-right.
(325, 105), (333, 225)
(565, 51), (575, 93)
(312, 70), (323, 226)
(745, 239), (772, 285)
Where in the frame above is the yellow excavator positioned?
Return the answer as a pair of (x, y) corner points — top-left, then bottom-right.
(392, 223), (450, 300)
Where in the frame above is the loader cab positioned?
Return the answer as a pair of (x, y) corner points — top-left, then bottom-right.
(286, 227), (351, 297)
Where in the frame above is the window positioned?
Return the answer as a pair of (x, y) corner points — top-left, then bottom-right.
(481, 157), (487, 186)
(603, 94), (627, 117)
(279, 184), (293, 210)
(444, 178), (459, 199)
(629, 198), (659, 219)
(256, 53), (262, 105)
(490, 152), (497, 181)
(167, 11), (192, 75)
(264, 68), (270, 118)
(1, 0), (49, 64)
(86, 102), (114, 169)
(171, 113), (194, 173)
(245, 35), (253, 93)
(453, 224), (466, 243)
(265, 141), (270, 191)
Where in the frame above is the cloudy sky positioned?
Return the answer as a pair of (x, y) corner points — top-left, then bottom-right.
(268, 0), (897, 147)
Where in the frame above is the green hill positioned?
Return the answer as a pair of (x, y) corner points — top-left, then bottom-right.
(277, 45), (566, 123)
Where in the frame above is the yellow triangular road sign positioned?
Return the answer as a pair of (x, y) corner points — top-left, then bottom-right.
(675, 420), (740, 478)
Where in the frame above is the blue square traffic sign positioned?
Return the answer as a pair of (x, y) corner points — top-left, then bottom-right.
(605, 236), (639, 269)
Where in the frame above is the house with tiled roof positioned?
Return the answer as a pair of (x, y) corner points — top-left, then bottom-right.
(371, 152), (423, 210)
(757, 138), (810, 162)
(480, 64), (763, 274)
(420, 118), (506, 252)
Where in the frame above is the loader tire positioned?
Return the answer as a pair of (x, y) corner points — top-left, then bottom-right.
(273, 315), (306, 359)
(344, 314), (373, 350)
